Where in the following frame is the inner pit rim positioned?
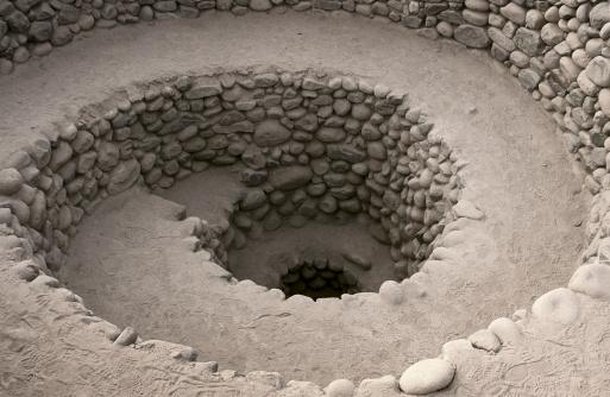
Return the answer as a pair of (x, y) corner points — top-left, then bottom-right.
(0, 72), (477, 395)
(1, 68), (464, 306)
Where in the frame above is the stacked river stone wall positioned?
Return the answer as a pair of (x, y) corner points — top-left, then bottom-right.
(279, 258), (361, 298)
(0, 70), (460, 284)
(0, 0), (608, 197)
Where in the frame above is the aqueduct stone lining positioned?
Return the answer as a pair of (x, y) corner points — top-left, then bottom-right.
(0, 0), (609, 190)
(0, 69), (460, 294)
(0, 0), (609, 395)
(2, 68), (470, 392)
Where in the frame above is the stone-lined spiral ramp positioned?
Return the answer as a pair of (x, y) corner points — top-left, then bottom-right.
(0, 5), (608, 396)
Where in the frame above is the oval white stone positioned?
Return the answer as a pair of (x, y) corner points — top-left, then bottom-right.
(399, 358), (455, 395)
(531, 288), (580, 325)
(569, 263), (610, 300)
(379, 280), (404, 305)
(0, 168), (24, 195)
(326, 378), (355, 397)
(488, 317), (521, 345)
(468, 329), (501, 352)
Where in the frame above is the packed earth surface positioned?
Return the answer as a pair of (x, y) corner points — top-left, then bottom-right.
(0, 1), (609, 396)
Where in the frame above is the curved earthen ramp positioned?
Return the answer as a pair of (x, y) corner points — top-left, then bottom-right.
(0, 5), (608, 397)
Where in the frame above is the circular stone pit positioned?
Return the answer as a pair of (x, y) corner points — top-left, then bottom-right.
(120, 69), (462, 298)
(0, 67), (466, 382)
(1, 0), (605, 390)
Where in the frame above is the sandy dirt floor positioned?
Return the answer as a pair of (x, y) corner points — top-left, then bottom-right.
(54, 183), (558, 385)
(0, 10), (597, 396)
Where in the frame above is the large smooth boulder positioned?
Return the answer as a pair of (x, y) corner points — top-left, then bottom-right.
(325, 379), (355, 397)
(590, 3), (610, 29)
(514, 28), (542, 56)
(0, 168), (23, 195)
(107, 159), (141, 195)
(269, 166), (313, 190)
(327, 144), (366, 163)
(249, 0), (271, 11)
(399, 358), (455, 395)
(569, 263), (610, 300)
(454, 25), (490, 48)
(585, 56), (610, 87)
(253, 120), (292, 146)
(184, 79), (222, 99)
(531, 288), (580, 325)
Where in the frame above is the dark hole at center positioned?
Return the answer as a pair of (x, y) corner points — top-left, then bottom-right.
(279, 259), (360, 300)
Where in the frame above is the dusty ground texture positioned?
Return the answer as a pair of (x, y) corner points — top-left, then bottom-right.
(0, 10), (597, 396)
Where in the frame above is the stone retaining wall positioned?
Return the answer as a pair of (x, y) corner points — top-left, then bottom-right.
(0, 0), (608, 197)
(0, 69), (460, 284)
(0, 69), (469, 394)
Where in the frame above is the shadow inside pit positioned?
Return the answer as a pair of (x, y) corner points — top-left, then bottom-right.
(279, 259), (360, 299)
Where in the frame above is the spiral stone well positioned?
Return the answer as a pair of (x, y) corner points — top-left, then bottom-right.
(47, 71), (465, 382)
(43, 70), (460, 301)
(0, 0), (609, 395)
